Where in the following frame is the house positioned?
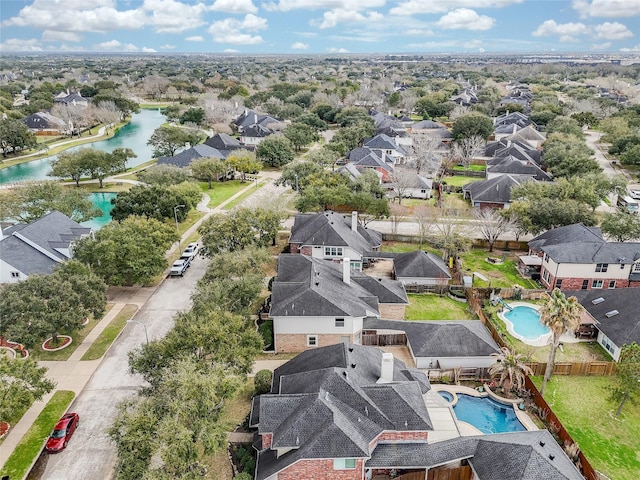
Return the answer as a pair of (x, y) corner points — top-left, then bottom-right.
(525, 224), (640, 290)
(0, 211), (92, 283)
(493, 111), (533, 130)
(250, 343), (584, 480)
(23, 112), (69, 135)
(157, 144), (226, 168)
(234, 108), (280, 133)
(393, 250), (451, 286)
(269, 255), (408, 352)
(53, 91), (89, 107)
(289, 211), (382, 269)
(203, 132), (247, 153)
(462, 174), (533, 209)
(486, 156), (551, 182)
(239, 124), (273, 146)
(566, 288), (640, 361)
(363, 319), (501, 369)
(383, 173), (433, 200)
(363, 134), (409, 165)
(346, 147), (393, 182)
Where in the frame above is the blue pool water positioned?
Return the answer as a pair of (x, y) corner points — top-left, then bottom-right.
(504, 306), (550, 339)
(452, 394), (526, 434)
(81, 192), (117, 230)
(439, 391), (454, 402)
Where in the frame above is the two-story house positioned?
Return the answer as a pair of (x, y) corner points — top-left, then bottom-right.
(269, 255), (408, 352)
(526, 223), (640, 290)
(289, 211), (382, 271)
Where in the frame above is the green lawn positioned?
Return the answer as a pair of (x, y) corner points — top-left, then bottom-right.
(441, 176), (482, 187)
(201, 180), (250, 208)
(382, 241), (444, 257)
(531, 376), (640, 480)
(28, 304), (114, 361)
(405, 294), (475, 320)
(459, 248), (539, 289)
(0, 391), (75, 480)
(81, 304), (138, 360)
(453, 164), (486, 172)
(223, 181), (266, 210)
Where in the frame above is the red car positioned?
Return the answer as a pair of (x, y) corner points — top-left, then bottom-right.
(45, 413), (79, 453)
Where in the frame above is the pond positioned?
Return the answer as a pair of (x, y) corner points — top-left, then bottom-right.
(81, 192), (117, 230)
(0, 109), (165, 185)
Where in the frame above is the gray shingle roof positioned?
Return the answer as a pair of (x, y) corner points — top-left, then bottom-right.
(463, 174), (532, 205)
(393, 250), (452, 280)
(542, 241), (640, 264)
(528, 223), (603, 252)
(204, 132), (243, 149)
(157, 144), (225, 167)
(363, 319), (501, 358)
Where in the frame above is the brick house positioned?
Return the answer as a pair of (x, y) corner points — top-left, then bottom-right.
(250, 344), (584, 480)
(462, 174), (533, 209)
(269, 255), (408, 353)
(289, 211), (382, 271)
(525, 223), (640, 290)
(392, 250), (451, 286)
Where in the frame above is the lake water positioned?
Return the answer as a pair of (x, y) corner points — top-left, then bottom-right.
(81, 192), (117, 230)
(0, 109), (165, 185)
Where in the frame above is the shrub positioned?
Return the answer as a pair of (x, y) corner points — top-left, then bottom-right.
(254, 369), (273, 395)
(234, 472), (253, 480)
(258, 320), (273, 349)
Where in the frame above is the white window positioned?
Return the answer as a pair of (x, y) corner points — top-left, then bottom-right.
(335, 318), (345, 327)
(543, 253), (549, 263)
(595, 263), (608, 273)
(350, 261), (361, 271)
(542, 269), (550, 284)
(324, 246), (343, 257)
(633, 263), (640, 273)
(334, 458), (357, 470)
(307, 335), (318, 347)
(592, 280), (604, 289)
(10, 272), (20, 278)
(608, 280), (616, 289)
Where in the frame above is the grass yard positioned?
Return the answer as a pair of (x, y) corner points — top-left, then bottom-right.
(81, 304), (138, 360)
(28, 304), (114, 361)
(453, 164), (486, 172)
(531, 376), (640, 480)
(405, 294), (475, 320)
(223, 181), (266, 210)
(202, 180), (250, 208)
(382, 241), (444, 257)
(459, 248), (539, 289)
(441, 176), (481, 188)
(0, 390), (75, 480)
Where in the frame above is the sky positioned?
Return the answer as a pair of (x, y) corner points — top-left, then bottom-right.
(0, 0), (639, 55)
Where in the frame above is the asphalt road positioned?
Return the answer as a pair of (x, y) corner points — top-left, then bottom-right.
(37, 255), (209, 480)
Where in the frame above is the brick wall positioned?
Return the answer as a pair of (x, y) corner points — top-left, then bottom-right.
(379, 304), (406, 319)
(276, 333), (352, 353)
(550, 276), (640, 290)
(278, 458), (363, 480)
(372, 430), (429, 446)
(290, 243), (301, 254)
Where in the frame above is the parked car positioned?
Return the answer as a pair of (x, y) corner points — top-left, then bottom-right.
(45, 413), (79, 453)
(182, 242), (199, 258)
(629, 189), (640, 200)
(169, 258), (190, 277)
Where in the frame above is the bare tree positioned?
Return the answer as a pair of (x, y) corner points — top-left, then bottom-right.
(473, 207), (515, 252)
(390, 169), (415, 204)
(141, 75), (170, 100)
(432, 198), (471, 261)
(389, 202), (408, 235)
(414, 204), (435, 248)
(200, 94), (241, 125)
(451, 135), (486, 168)
(410, 132), (444, 176)
(94, 101), (121, 133)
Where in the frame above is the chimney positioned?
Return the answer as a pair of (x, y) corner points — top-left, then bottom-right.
(351, 211), (358, 232)
(378, 352), (394, 383)
(342, 258), (350, 284)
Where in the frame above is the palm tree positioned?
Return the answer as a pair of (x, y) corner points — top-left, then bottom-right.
(489, 347), (533, 395)
(539, 288), (583, 397)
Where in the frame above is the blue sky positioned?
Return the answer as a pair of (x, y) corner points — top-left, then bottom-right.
(1, 0), (638, 54)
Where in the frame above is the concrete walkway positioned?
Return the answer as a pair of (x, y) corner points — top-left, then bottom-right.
(0, 172), (280, 470)
(6, 127), (108, 162)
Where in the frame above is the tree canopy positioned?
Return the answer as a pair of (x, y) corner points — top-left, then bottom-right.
(452, 113), (493, 139)
(608, 343), (640, 417)
(0, 118), (37, 157)
(147, 125), (200, 158)
(255, 135), (295, 167)
(50, 147), (134, 188)
(110, 184), (197, 222)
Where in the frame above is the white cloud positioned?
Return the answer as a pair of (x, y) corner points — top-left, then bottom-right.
(186, 36), (204, 41)
(161, 44), (176, 49)
(390, 0), (522, 16)
(463, 39), (484, 49)
(295, 31), (318, 37)
(223, 48), (240, 52)
(532, 19), (590, 42)
(142, 47), (157, 52)
(142, 0), (208, 33)
(591, 42), (612, 49)
(317, 9), (384, 29)
(436, 8), (495, 30)
(620, 43), (640, 52)
(208, 14), (267, 44)
(3, 0), (145, 33)
(327, 47), (349, 53)
(268, 0), (385, 12)
(291, 42), (309, 49)
(211, 0), (257, 14)
(405, 29), (434, 36)
(0, 38), (43, 52)
(42, 30), (81, 42)
(572, 0), (640, 18)
(594, 22), (633, 40)
(94, 40), (139, 51)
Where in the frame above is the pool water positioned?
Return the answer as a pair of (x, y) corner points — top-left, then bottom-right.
(504, 306), (550, 339)
(439, 391), (454, 402)
(452, 394), (526, 434)
(81, 192), (117, 230)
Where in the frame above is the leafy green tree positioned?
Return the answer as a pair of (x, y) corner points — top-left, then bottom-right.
(0, 356), (56, 427)
(620, 144), (640, 166)
(608, 134), (640, 156)
(190, 156), (227, 188)
(333, 106), (372, 127)
(571, 111), (599, 128)
(0, 181), (101, 223)
(0, 118), (37, 157)
(137, 164), (192, 186)
(452, 113), (493, 139)
(73, 216), (178, 286)
(539, 289), (583, 397)
(599, 116), (631, 143)
(110, 184), (194, 222)
(546, 116), (583, 136)
(488, 347), (533, 394)
(256, 135), (295, 167)
(600, 211), (640, 242)
(50, 149), (92, 186)
(276, 160), (322, 191)
(415, 93), (455, 118)
(147, 125), (200, 158)
(198, 208), (283, 256)
(227, 149), (262, 182)
(543, 133), (600, 177)
(90, 92), (139, 120)
(254, 370), (273, 395)
(284, 122), (318, 151)
(607, 343), (640, 417)
(306, 146), (340, 169)
(180, 107), (205, 125)
(296, 112), (328, 132)
(328, 121), (376, 156)
(93, 148), (135, 188)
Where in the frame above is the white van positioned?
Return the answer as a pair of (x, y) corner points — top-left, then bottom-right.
(617, 195), (639, 214)
(169, 258), (190, 277)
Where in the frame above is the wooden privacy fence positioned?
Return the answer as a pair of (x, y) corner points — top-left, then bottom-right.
(427, 466), (472, 480)
(361, 332), (407, 347)
(524, 376), (599, 480)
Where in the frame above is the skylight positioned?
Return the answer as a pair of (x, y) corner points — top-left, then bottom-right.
(592, 297), (605, 305)
(605, 310), (619, 318)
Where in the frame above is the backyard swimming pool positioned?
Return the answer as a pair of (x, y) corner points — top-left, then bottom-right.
(439, 392), (526, 434)
(499, 302), (551, 346)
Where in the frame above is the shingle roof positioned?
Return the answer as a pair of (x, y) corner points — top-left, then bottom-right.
(363, 319), (501, 358)
(486, 159), (551, 181)
(412, 120), (446, 129)
(463, 175), (532, 205)
(23, 112), (67, 130)
(289, 211), (382, 254)
(528, 223), (603, 252)
(393, 250), (452, 280)
(364, 134), (409, 155)
(204, 133), (243, 149)
(542, 241), (640, 264)
(157, 144), (225, 167)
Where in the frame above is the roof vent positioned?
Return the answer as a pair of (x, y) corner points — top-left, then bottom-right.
(539, 441), (545, 447)
(365, 406), (369, 416)
(348, 346), (354, 352)
(296, 436), (299, 446)
(592, 297), (605, 305)
(342, 371), (348, 378)
(351, 363), (356, 368)
(605, 310), (619, 318)
(548, 454), (555, 461)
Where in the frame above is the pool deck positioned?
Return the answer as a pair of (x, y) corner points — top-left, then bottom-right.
(434, 384), (539, 434)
